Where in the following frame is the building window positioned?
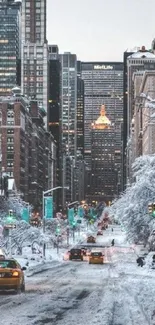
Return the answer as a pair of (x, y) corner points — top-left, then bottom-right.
(7, 111), (14, 118)
(7, 137), (14, 143)
(36, 1), (41, 8)
(8, 172), (13, 177)
(7, 162), (14, 167)
(7, 145), (14, 151)
(36, 27), (41, 33)
(7, 129), (14, 134)
(36, 14), (41, 20)
(36, 33), (41, 39)
(7, 153), (14, 160)
(26, 33), (30, 40)
(25, 2), (30, 8)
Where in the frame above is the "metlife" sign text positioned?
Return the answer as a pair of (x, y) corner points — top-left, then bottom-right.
(94, 65), (113, 70)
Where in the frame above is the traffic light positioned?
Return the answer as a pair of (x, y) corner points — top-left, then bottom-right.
(56, 225), (60, 235)
(148, 203), (153, 214)
(9, 210), (13, 217)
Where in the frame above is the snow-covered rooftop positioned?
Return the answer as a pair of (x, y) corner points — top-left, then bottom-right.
(128, 51), (155, 59)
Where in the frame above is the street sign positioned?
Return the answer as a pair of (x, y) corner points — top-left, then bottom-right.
(22, 208), (29, 222)
(68, 208), (74, 225)
(56, 224), (61, 235)
(45, 196), (53, 219)
(4, 215), (16, 229)
(78, 206), (84, 218)
(4, 224), (16, 229)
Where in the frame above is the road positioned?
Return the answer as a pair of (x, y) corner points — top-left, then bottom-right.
(0, 225), (155, 325)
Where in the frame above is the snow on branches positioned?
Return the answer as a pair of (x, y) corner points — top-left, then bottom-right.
(111, 155), (155, 245)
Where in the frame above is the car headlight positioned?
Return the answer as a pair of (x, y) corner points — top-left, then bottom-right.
(12, 271), (19, 277)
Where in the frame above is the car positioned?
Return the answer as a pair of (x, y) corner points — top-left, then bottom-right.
(89, 251), (104, 264)
(97, 230), (103, 236)
(81, 247), (87, 256)
(0, 248), (5, 260)
(87, 236), (96, 243)
(69, 248), (83, 261)
(0, 259), (26, 293)
(30, 217), (41, 227)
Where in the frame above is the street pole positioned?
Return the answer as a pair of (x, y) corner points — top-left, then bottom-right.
(57, 237), (59, 254)
(42, 191), (45, 234)
(43, 242), (46, 258)
(42, 186), (69, 257)
(9, 228), (12, 258)
(73, 227), (75, 242)
(78, 224), (80, 237)
(66, 226), (69, 246)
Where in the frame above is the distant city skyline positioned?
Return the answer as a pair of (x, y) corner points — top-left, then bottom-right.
(47, 0), (155, 61)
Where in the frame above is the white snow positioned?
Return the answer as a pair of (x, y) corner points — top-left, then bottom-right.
(128, 51), (155, 59)
(1, 225), (155, 325)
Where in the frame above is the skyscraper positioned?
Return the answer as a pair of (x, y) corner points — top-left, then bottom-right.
(48, 45), (60, 149)
(21, 0), (48, 126)
(48, 45), (60, 209)
(81, 62), (123, 197)
(91, 105), (116, 203)
(0, 0), (21, 96)
(59, 53), (77, 158)
(77, 61), (84, 156)
(59, 53), (77, 206)
(122, 50), (133, 190)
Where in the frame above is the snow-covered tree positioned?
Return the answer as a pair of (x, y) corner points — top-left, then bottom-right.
(110, 155), (155, 245)
(2, 220), (52, 255)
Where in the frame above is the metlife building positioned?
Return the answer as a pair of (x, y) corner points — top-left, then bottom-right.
(81, 62), (123, 197)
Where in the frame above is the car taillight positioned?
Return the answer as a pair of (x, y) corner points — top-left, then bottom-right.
(12, 271), (19, 277)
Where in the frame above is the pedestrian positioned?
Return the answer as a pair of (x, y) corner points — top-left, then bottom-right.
(136, 256), (144, 267)
(111, 239), (115, 246)
(111, 228), (113, 232)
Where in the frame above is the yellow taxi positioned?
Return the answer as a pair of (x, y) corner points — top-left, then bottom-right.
(89, 251), (104, 264)
(0, 259), (26, 293)
(87, 235), (96, 243)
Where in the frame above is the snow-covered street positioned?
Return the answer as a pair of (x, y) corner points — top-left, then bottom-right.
(1, 225), (155, 325)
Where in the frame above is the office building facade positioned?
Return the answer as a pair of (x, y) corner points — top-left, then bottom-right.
(125, 47), (155, 184)
(0, 0), (21, 96)
(21, 0), (48, 127)
(59, 53), (77, 158)
(48, 45), (60, 187)
(91, 106), (116, 203)
(81, 62), (123, 197)
(0, 87), (55, 207)
(59, 53), (77, 207)
(122, 51), (133, 189)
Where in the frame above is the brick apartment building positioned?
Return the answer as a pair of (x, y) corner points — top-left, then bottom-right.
(0, 87), (56, 208)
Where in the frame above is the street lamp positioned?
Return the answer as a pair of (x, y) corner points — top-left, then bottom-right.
(67, 201), (79, 208)
(42, 186), (69, 258)
(42, 186), (69, 233)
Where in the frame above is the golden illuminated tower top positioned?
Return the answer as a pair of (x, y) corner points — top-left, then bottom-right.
(92, 105), (111, 129)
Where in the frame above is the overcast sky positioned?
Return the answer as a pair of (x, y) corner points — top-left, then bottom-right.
(47, 0), (155, 62)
